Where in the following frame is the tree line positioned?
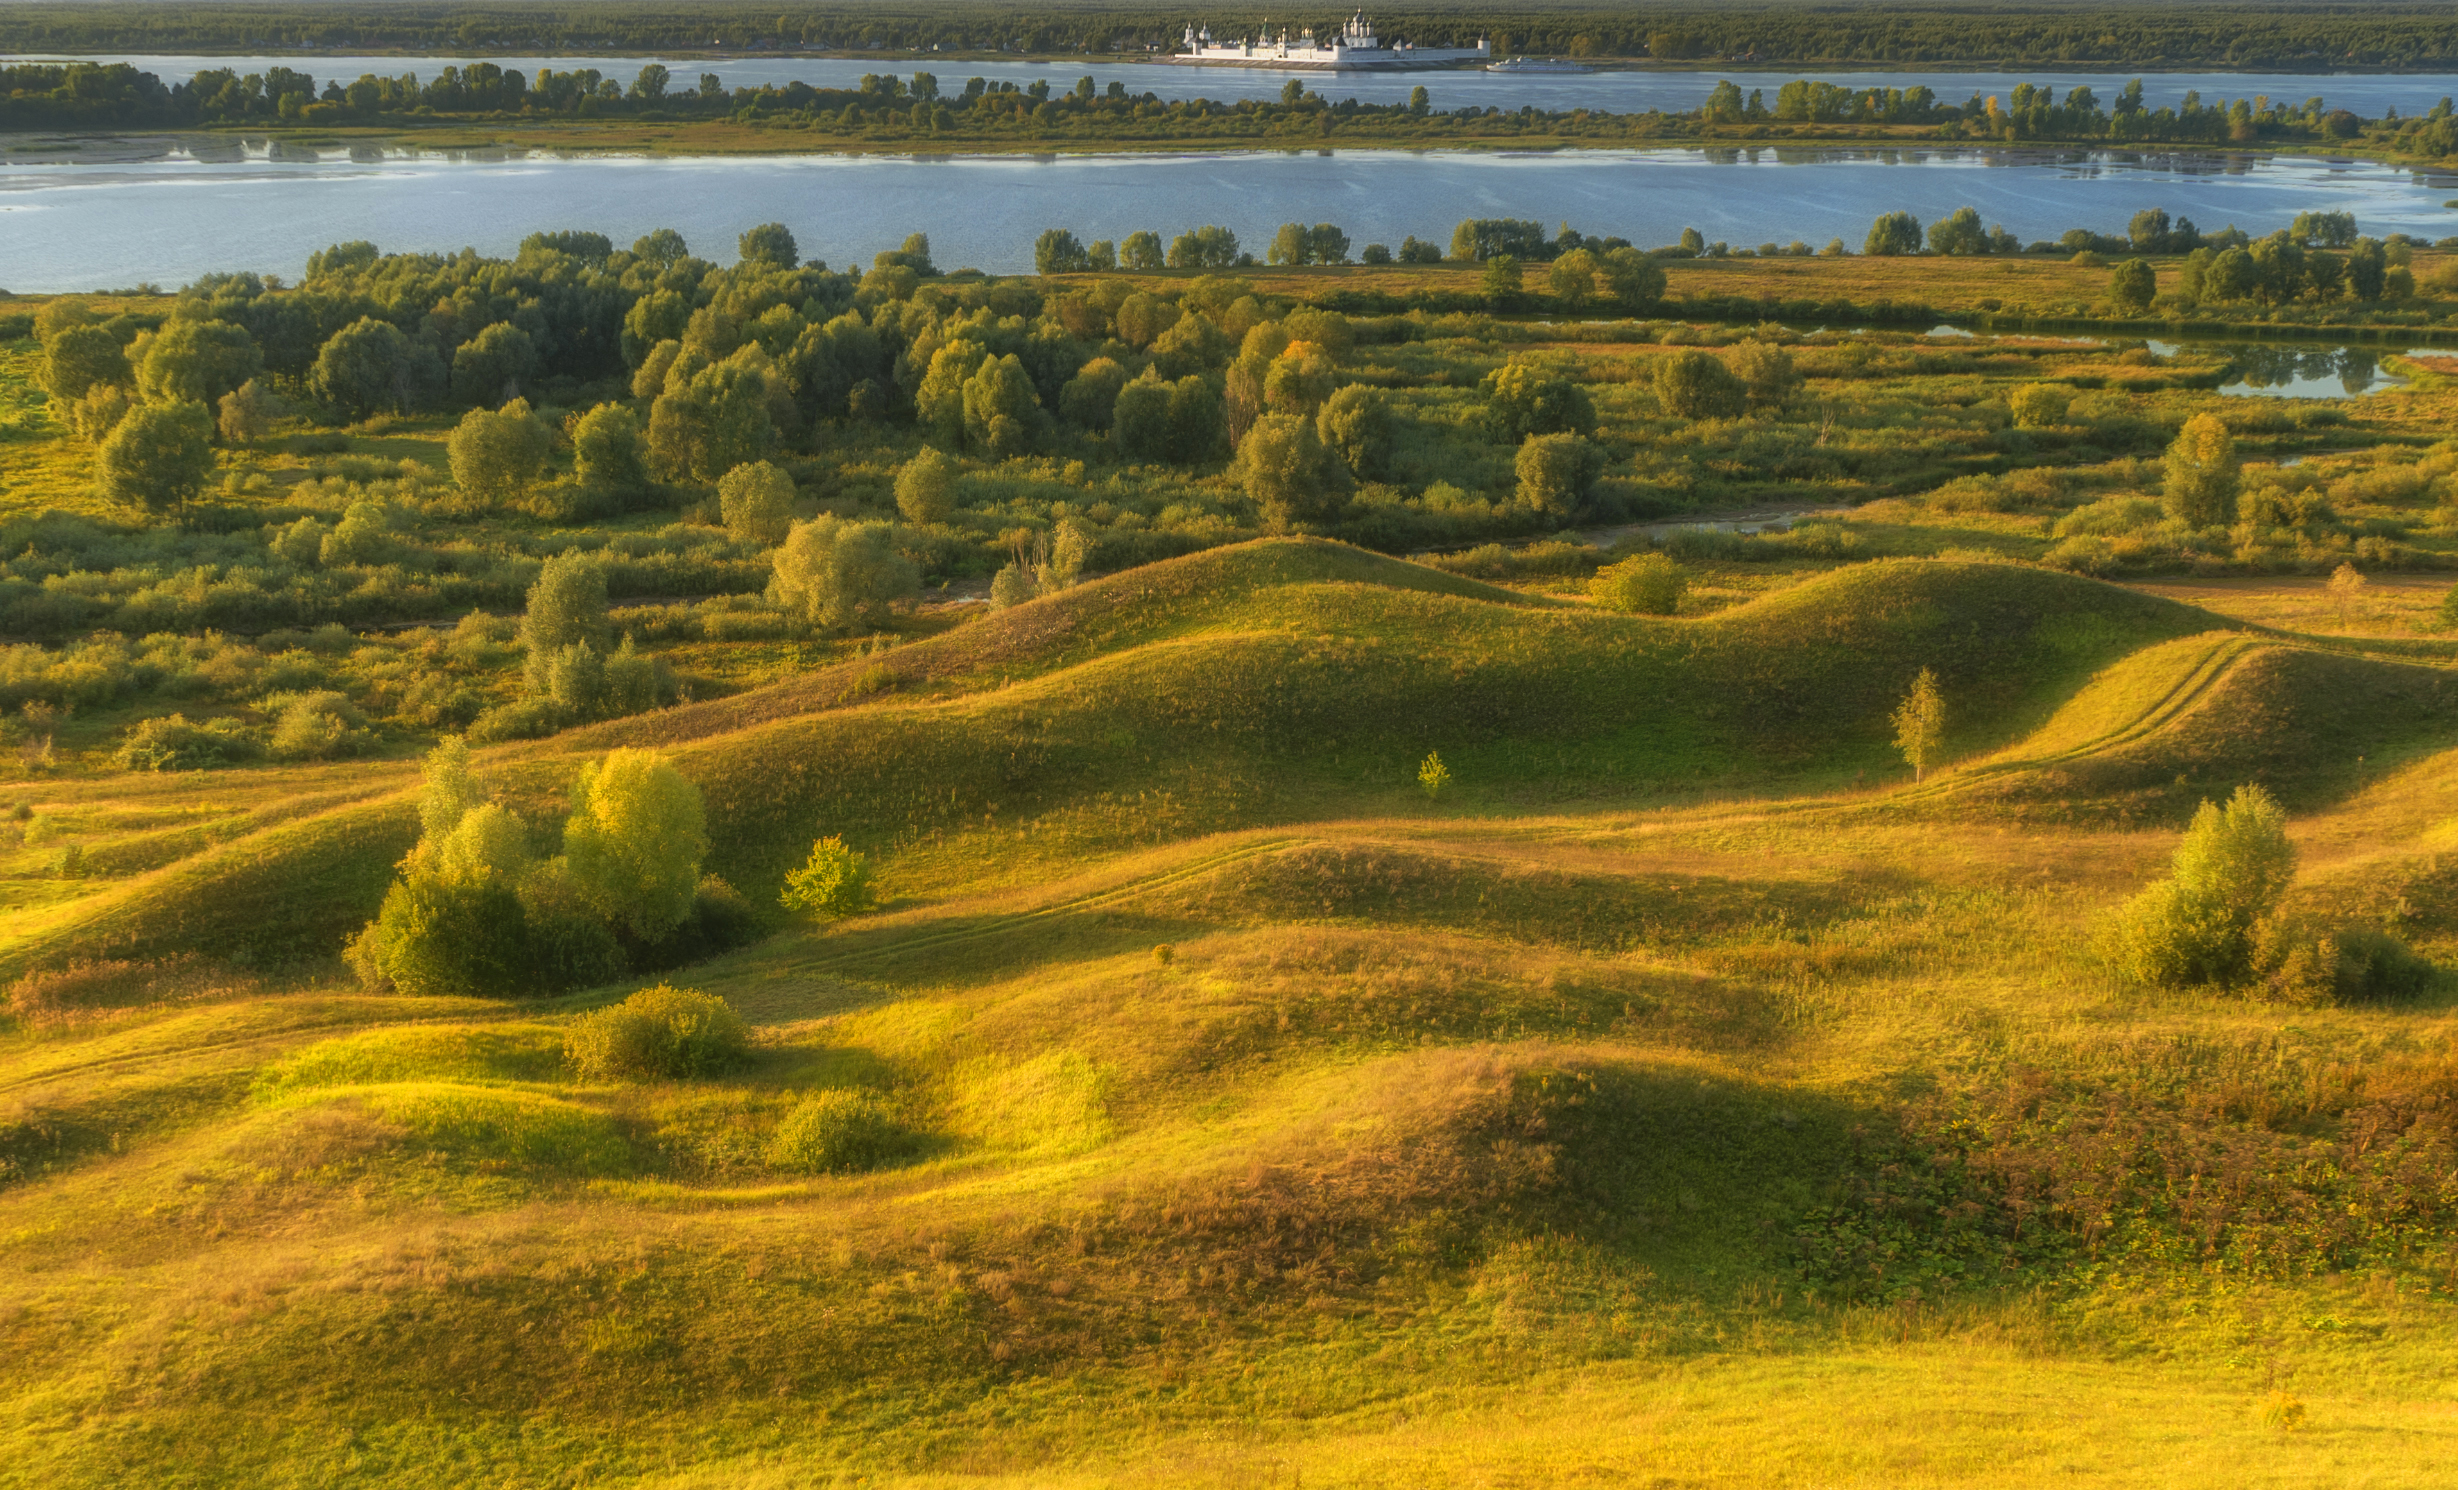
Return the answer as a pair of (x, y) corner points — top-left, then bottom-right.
(7, 58), (2455, 161)
(10, 2), (2458, 69)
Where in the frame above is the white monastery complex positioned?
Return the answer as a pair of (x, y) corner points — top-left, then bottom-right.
(1175, 12), (1490, 69)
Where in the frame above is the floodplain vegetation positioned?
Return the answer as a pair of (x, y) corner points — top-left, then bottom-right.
(6, 218), (2458, 1486)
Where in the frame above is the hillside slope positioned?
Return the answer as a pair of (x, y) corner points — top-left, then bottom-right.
(3, 543), (2227, 979)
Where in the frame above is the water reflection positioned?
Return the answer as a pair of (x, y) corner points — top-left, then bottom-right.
(2217, 344), (2408, 399)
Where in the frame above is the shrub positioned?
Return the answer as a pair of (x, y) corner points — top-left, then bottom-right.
(113, 713), (265, 771)
(563, 983), (748, 1082)
(766, 1089), (908, 1173)
(780, 835), (876, 919)
(1590, 553), (1689, 614)
(361, 871), (534, 998)
(1654, 349), (1746, 420)
(267, 690), (375, 761)
(2008, 383), (2072, 429)
(468, 697), (564, 743)
(769, 516), (921, 632)
(2108, 786), (2296, 989)
(718, 460), (795, 546)
(1723, 341), (1799, 409)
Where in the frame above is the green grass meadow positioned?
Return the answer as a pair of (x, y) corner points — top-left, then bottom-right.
(5, 539), (2458, 1484)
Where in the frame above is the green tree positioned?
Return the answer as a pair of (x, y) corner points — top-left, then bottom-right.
(1120, 230), (1165, 270)
(1591, 553), (1689, 614)
(1262, 349), (1336, 416)
(1058, 357), (1129, 431)
(1891, 667), (1946, 782)
(893, 447), (958, 524)
(718, 460), (795, 545)
(769, 515), (920, 632)
(39, 325), (131, 404)
(135, 319), (262, 406)
(1654, 348), (1747, 420)
(97, 400), (213, 510)
(70, 383), (133, 445)
(1723, 340), (1799, 409)
(1547, 248), (1597, 309)
(1864, 210), (1923, 257)
(2110, 785), (2297, 988)
(1597, 247), (1668, 313)
(446, 398), (551, 510)
(1307, 223), (1351, 265)
(561, 749), (710, 942)
(572, 402), (647, 490)
(2110, 258), (2157, 312)
(449, 321), (539, 405)
(737, 222), (799, 268)
(1112, 367), (1173, 460)
(216, 379), (279, 445)
(1926, 206), (1990, 256)
(1316, 385), (1392, 479)
(1166, 375), (1225, 462)
(1482, 361), (1597, 441)
(1267, 222), (1314, 266)
(1034, 228), (1090, 274)
(1240, 413), (1353, 532)
(2346, 238), (2388, 301)
(520, 552), (610, 692)
(1514, 432), (1605, 516)
(649, 347), (783, 481)
(961, 352), (1041, 457)
(1481, 253), (1524, 307)
(2163, 412), (2239, 526)
(1408, 84), (1430, 116)
(311, 317), (441, 419)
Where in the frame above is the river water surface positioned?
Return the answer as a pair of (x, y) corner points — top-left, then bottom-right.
(3, 141), (2456, 291)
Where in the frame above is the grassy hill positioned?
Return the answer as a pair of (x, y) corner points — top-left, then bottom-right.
(5, 540), (2458, 1486)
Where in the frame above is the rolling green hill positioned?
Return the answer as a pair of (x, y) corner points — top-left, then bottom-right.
(5, 539), (2458, 1487)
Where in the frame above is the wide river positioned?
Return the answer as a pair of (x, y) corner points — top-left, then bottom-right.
(13, 53), (2458, 117)
(3, 138), (2455, 292)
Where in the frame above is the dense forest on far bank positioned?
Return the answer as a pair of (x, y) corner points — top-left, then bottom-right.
(8, 0), (2458, 71)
